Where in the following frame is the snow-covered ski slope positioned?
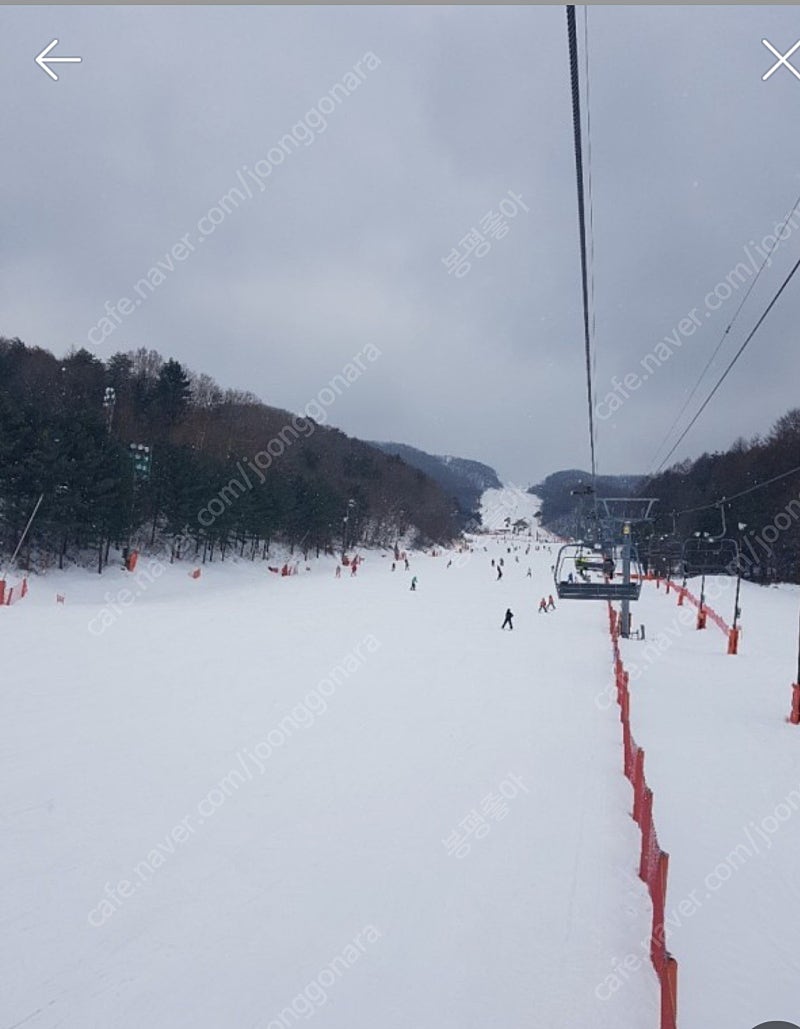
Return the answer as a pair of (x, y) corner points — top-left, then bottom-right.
(479, 484), (542, 532)
(3, 484), (798, 1028)
(617, 576), (800, 1028)
(2, 487), (657, 1029)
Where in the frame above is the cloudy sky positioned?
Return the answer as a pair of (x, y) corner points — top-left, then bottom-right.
(3, 5), (800, 485)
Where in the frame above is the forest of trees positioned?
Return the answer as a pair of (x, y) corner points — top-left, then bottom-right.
(530, 470), (645, 537)
(639, 409), (800, 583)
(0, 338), (459, 573)
(370, 442), (502, 525)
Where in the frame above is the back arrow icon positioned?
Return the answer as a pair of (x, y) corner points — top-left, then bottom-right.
(35, 39), (82, 81)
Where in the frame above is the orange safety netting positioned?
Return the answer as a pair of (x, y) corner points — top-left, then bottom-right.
(609, 604), (678, 1029)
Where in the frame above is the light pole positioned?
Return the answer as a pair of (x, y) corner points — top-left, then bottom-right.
(126, 443), (152, 565)
(103, 387), (116, 435)
(342, 498), (356, 558)
(2, 492), (44, 579)
(791, 605), (800, 723)
(732, 522), (745, 632)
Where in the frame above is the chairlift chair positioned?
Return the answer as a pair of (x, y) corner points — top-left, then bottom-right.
(681, 537), (740, 577)
(554, 543), (642, 600)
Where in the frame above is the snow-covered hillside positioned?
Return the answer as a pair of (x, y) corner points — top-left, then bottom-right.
(479, 485), (541, 531)
(2, 486), (798, 1028)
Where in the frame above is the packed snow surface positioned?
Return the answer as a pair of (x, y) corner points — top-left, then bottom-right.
(617, 575), (800, 1028)
(3, 487), (798, 1027)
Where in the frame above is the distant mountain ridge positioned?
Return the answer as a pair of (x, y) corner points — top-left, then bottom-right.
(369, 442), (502, 523)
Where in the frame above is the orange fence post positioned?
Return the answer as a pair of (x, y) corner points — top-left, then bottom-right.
(632, 747), (645, 823)
(789, 684), (800, 725)
(0, 580), (4, 605)
(661, 955), (679, 1029)
(696, 607), (707, 630)
(727, 627), (739, 655)
(639, 788), (653, 881)
(650, 849), (669, 971)
(677, 587), (684, 606)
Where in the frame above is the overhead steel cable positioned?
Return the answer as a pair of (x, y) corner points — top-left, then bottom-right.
(647, 191), (800, 474)
(566, 4), (598, 488)
(672, 462), (800, 516)
(582, 7), (598, 461)
(651, 250), (800, 476)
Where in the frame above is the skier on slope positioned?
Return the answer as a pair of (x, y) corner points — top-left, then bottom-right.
(547, 594), (556, 611)
(501, 608), (514, 630)
(538, 597), (548, 614)
(410, 575), (418, 591)
(496, 566), (503, 580)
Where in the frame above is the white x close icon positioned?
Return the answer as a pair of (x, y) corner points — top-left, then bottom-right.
(762, 37), (800, 81)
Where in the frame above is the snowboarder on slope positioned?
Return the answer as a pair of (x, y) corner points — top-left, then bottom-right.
(501, 608), (514, 630)
(496, 566), (503, 580)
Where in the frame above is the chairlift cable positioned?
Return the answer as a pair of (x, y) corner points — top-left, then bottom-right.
(566, 5), (598, 493)
(645, 250), (800, 480)
(583, 7), (599, 467)
(646, 190), (800, 476)
(673, 461), (800, 516)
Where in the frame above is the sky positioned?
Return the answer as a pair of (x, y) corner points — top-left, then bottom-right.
(3, 4), (800, 486)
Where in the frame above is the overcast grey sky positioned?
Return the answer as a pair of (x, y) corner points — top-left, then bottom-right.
(3, 5), (800, 485)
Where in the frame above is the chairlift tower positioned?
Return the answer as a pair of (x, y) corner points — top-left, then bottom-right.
(620, 520), (634, 639)
(601, 498), (657, 639)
